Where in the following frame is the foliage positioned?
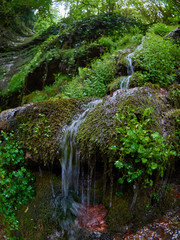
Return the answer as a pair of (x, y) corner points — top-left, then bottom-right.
(0, 0), (52, 29)
(98, 36), (117, 51)
(116, 33), (143, 49)
(0, 131), (34, 234)
(119, 0), (179, 24)
(57, 0), (179, 24)
(148, 23), (179, 37)
(57, 13), (144, 46)
(110, 107), (176, 187)
(19, 113), (52, 153)
(61, 56), (115, 98)
(134, 33), (180, 87)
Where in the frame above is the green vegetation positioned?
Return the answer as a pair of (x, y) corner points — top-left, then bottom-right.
(134, 32), (180, 87)
(0, 131), (34, 235)
(15, 98), (93, 166)
(0, 0), (180, 237)
(110, 107), (176, 187)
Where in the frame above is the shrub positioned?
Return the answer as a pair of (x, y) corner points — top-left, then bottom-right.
(110, 107), (176, 187)
(98, 36), (117, 51)
(61, 57), (116, 98)
(0, 131), (34, 234)
(149, 23), (178, 37)
(134, 33), (180, 87)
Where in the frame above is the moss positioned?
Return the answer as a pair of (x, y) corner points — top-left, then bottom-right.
(114, 50), (129, 77)
(106, 195), (132, 232)
(106, 184), (176, 233)
(165, 109), (180, 158)
(107, 77), (122, 94)
(22, 91), (48, 104)
(13, 98), (93, 166)
(76, 85), (178, 230)
(77, 85), (169, 164)
(168, 83), (180, 109)
(17, 171), (61, 240)
(129, 72), (145, 88)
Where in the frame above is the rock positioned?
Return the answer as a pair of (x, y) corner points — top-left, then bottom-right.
(114, 50), (130, 77)
(165, 27), (180, 44)
(128, 72), (145, 88)
(0, 104), (34, 130)
(0, 98), (93, 167)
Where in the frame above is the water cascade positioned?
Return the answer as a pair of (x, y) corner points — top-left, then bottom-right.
(51, 100), (103, 236)
(120, 38), (144, 89)
(120, 51), (134, 89)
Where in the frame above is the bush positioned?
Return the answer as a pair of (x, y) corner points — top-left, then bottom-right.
(98, 36), (117, 51)
(0, 131), (34, 234)
(149, 23), (178, 37)
(61, 57), (116, 98)
(134, 33), (180, 87)
(110, 107), (176, 187)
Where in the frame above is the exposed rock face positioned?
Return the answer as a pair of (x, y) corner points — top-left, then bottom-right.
(0, 104), (34, 130)
(166, 27), (180, 44)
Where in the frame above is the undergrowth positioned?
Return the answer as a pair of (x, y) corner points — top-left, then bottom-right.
(0, 131), (34, 237)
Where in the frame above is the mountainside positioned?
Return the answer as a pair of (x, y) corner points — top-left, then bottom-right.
(0, 11), (180, 240)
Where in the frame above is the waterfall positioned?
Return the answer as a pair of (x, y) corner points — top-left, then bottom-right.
(60, 99), (102, 201)
(50, 99), (102, 234)
(120, 38), (144, 90)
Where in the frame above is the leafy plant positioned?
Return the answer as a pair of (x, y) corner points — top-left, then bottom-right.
(134, 33), (180, 87)
(0, 131), (34, 235)
(98, 36), (117, 51)
(110, 107), (176, 187)
(61, 56), (116, 98)
(148, 23), (179, 37)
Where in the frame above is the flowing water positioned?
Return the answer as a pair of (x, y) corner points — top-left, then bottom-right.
(120, 38), (144, 90)
(50, 100), (103, 237)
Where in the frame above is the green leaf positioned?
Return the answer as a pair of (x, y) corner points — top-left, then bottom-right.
(110, 145), (117, 150)
(115, 161), (124, 169)
(142, 158), (147, 164)
(151, 162), (158, 170)
(118, 178), (124, 184)
(151, 132), (160, 139)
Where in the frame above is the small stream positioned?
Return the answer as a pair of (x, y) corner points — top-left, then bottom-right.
(120, 39), (144, 90)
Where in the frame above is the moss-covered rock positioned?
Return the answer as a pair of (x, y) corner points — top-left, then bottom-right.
(129, 72), (145, 88)
(76, 84), (179, 230)
(0, 98), (94, 167)
(107, 77), (122, 94)
(167, 83), (180, 109)
(77, 85), (172, 163)
(113, 50), (130, 78)
(17, 171), (62, 240)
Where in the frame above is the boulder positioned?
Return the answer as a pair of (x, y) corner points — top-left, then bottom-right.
(0, 98), (93, 167)
(165, 27), (180, 44)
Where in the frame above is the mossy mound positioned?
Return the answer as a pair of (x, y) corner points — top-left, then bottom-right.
(167, 84), (180, 109)
(129, 72), (145, 88)
(76, 84), (179, 231)
(0, 98), (94, 167)
(107, 77), (122, 94)
(77, 84), (173, 163)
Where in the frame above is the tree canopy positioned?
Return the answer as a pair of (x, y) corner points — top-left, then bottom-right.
(0, 0), (179, 29)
